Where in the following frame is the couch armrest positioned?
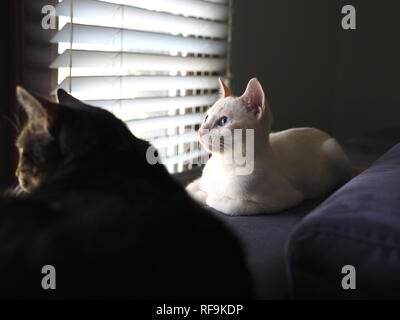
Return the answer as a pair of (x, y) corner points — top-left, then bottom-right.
(287, 143), (400, 299)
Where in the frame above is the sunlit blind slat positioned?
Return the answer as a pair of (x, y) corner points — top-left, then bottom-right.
(50, 50), (226, 71)
(83, 95), (218, 121)
(52, 24), (227, 55)
(55, 0), (228, 38)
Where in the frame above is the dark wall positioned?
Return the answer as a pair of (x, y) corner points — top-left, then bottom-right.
(331, 0), (400, 138)
(0, 1), (23, 192)
(230, 0), (400, 139)
(0, 2), (10, 192)
(24, 0), (58, 95)
(0, 0), (57, 192)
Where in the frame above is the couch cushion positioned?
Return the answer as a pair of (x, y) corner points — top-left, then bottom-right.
(212, 199), (321, 299)
(287, 143), (400, 299)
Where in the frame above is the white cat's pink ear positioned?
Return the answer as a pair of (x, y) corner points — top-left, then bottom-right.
(239, 78), (266, 119)
(218, 77), (232, 98)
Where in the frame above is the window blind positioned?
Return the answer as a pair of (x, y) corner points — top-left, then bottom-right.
(50, 0), (231, 173)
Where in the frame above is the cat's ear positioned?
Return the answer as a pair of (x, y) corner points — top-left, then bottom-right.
(218, 77), (232, 98)
(239, 78), (267, 120)
(57, 88), (83, 105)
(16, 86), (58, 132)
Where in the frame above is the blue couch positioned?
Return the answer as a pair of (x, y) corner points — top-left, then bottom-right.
(288, 138), (400, 299)
(209, 127), (400, 299)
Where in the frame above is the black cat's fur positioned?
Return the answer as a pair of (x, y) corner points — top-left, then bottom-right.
(0, 88), (253, 299)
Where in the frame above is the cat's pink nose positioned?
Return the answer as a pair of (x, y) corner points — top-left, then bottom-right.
(198, 129), (205, 137)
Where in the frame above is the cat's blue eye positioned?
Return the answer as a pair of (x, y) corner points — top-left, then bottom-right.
(219, 116), (229, 126)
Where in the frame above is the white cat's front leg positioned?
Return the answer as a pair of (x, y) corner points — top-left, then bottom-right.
(206, 196), (265, 216)
(186, 178), (208, 205)
(206, 188), (304, 216)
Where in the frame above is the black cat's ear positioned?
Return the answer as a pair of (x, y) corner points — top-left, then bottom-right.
(57, 88), (83, 105)
(16, 86), (59, 132)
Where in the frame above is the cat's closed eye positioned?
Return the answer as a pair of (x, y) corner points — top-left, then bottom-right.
(218, 116), (229, 126)
(204, 114), (208, 122)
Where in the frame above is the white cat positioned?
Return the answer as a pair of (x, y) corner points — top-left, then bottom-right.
(186, 77), (353, 215)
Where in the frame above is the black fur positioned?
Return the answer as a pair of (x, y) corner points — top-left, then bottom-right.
(0, 92), (253, 299)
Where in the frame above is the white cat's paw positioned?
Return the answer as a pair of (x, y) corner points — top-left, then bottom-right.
(186, 182), (208, 205)
(206, 196), (256, 216)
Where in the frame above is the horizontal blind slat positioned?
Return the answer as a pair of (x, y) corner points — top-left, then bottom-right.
(56, 0), (228, 38)
(127, 113), (204, 131)
(85, 94), (217, 120)
(52, 23), (227, 55)
(50, 49), (226, 72)
(55, 76), (220, 99)
(97, 0), (228, 21)
(151, 131), (199, 149)
(162, 149), (209, 166)
(203, 0), (228, 4)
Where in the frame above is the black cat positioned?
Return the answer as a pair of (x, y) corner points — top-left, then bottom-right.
(0, 87), (253, 299)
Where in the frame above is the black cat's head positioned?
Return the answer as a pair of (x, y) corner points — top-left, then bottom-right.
(15, 86), (151, 193)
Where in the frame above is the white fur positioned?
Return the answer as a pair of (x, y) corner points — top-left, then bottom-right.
(186, 78), (353, 215)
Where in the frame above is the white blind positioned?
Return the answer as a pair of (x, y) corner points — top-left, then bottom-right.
(50, 0), (231, 173)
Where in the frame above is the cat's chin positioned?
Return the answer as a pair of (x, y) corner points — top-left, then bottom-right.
(201, 145), (212, 153)
(17, 175), (40, 194)
(199, 139), (211, 153)
(200, 142), (230, 155)
(199, 143), (224, 154)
